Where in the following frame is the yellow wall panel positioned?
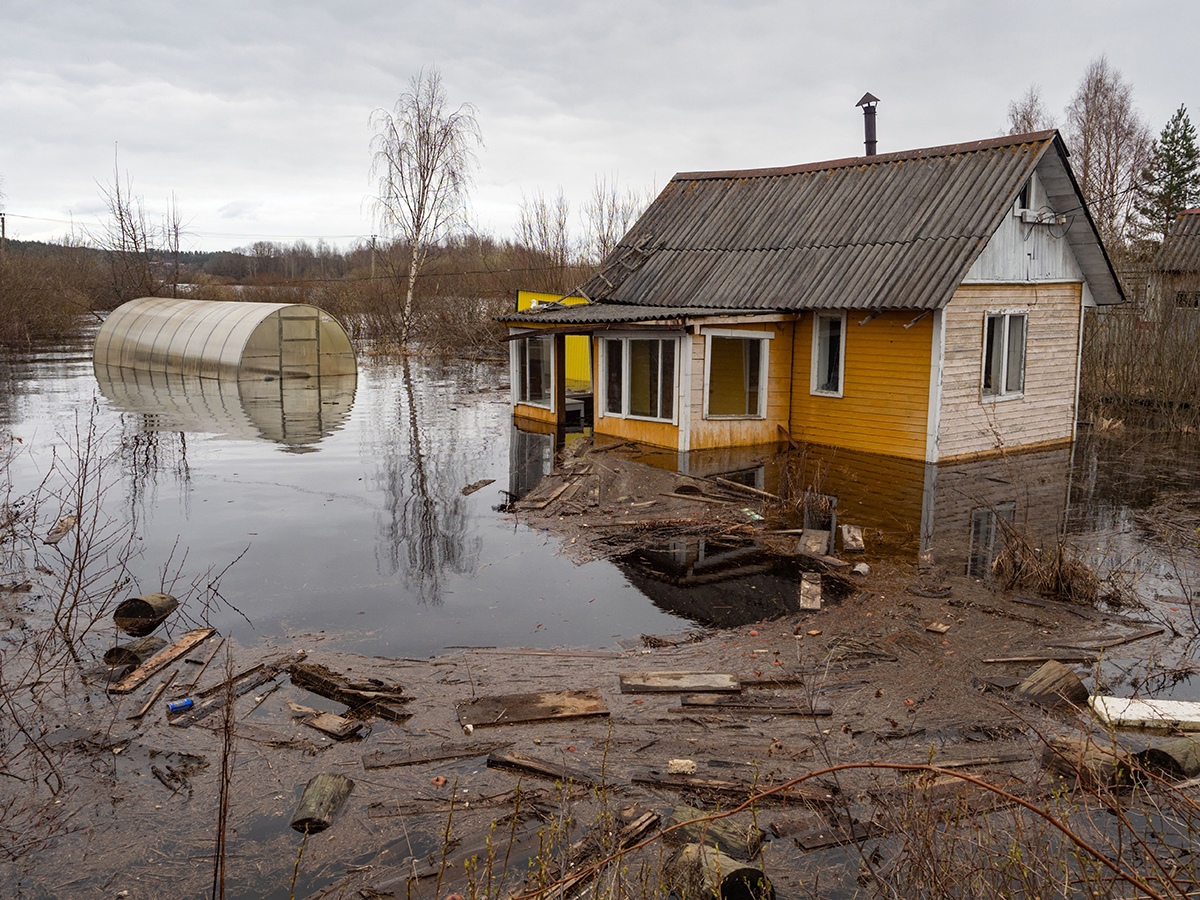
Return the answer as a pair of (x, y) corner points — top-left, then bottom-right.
(790, 312), (933, 459)
(516, 291), (591, 390)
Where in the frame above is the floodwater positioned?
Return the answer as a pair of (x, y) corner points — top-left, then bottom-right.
(3, 326), (1199, 668)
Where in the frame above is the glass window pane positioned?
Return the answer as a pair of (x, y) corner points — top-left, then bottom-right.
(629, 339), (659, 418)
(526, 336), (551, 403)
(660, 340), (675, 420)
(708, 337), (764, 416)
(817, 316), (842, 393)
(605, 340), (623, 414)
(1005, 315), (1026, 394)
(982, 315), (1001, 395)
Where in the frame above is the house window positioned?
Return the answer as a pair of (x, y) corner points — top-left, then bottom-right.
(967, 503), (1015, 579)
(705, 334), (769, 418)
(601, 336), (677, 422)
(982, 312), (1027, 398)
(811, 312), (845, 397)
(513, 333), (553, 408)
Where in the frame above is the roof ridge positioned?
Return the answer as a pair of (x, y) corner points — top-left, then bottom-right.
(673, 130), (1059, 182)
(621, 234), (987, 254)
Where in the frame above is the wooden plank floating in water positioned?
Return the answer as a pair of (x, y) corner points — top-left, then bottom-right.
(675, 693), (832, 716)
(619, 672), (740, 694)
(107, 628), (216, 695)
(289, 662), (411, 722)
(983, 651), (1098, 664)
(486, 749), (601, 786)
(1090, 695), (1200, 731)
(362, 743), (512, 770)
(303, 712), (363, 740)
(458, 688), (609, 728)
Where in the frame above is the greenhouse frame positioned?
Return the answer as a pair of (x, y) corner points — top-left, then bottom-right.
(93, 297), (357, 380)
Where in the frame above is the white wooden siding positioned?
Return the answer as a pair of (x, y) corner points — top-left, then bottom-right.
(936, 283), (1082, 460)
(963, 169), (1085, 283)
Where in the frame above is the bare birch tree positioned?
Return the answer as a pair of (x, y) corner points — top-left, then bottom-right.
(1063, 56), (1152, 245)
(516, 187), (575, 292)
(370, 68), (482, 343)
(1007, 85), (1056, 134)
(581, 174), (648, 265)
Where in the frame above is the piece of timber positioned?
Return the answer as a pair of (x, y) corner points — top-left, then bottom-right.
(675, 693), (832, 716)
(983, 651), (1099, 664)
(127, 670), (178, 721)
(289, 661), (410, 722)
(457, 688), (608, 728)
(107, 628), (216, 695)
(619, 672), (740, 694)
(169, 652), (303, 727)
(362, 742), (512, 771)
(303, 712), (363, 740)
(486, 750), (602, 786)
(632, 768), (835, 807)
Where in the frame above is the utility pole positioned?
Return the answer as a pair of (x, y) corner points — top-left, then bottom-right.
(0, 212), (6, 259)
(370, 234), (377, 280)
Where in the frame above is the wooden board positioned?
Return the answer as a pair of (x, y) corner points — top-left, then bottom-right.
(107, 628), (216, 695)
(457, 688), (609, 728)
(362, 743), (511, 771)
(1090, 695), (1200, 731)
(619, 672), (740, 694)
(289, 662), (410, 722)
(799, 573), (822, 610)
(304, 712), (363, 740)
(485, 750), (600, 786)
(676, 693), (832, 716)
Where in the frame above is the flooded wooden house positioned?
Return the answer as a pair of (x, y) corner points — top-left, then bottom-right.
(502, 130), (1124, 462)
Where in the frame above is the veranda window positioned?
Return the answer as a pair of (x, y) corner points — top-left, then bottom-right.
(513, 333), (553, 407)
(601, 336), (677, 422)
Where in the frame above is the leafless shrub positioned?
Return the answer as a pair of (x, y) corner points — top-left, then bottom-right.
(991, 518), (1104, 605)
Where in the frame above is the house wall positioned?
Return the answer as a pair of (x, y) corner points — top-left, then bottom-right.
(513, 403), (558, 427)
(936, 283), (1082, 461)
(789, 311), (934, 460)
(688, 322), (792, 451)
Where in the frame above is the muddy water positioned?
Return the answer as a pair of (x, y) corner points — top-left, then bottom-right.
(1, 332), (696, 657)
(3, 329), (1198, 670)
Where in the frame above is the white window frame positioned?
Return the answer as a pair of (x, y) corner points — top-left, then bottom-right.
(810, 311), (846, 398)
(510, 332), (554, 410)
(598, 333), (680, 424)
(702, 328), (772, 420)
(981, 310), (1028, 401)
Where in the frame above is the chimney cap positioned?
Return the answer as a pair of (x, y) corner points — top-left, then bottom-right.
(856, 92), (880, 108)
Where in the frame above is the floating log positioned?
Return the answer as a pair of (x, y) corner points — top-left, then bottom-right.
(1136, 737), (1200, 780)
(291, 773), (354, 833)
(289, 662), (410, 722)
(104, 636), (167, 669)
(1015, 660), (1089, 707)
(107, 628), (216, 695)
(1090, 695), (1200, 731)
(458, 688), (608, 728)
(619, 672), (740, 694)
(666, 843), (775, 900)
(1041, 736), (1132, 789)
(799, 573), (822, 611)
(113, 593), (179, 637)
(666, 804), (763, 860)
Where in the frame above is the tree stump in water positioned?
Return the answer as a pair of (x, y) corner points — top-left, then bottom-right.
(291, 773), (354, 833)
(666, 843), (774, 900)
(114, 593), (179, 637)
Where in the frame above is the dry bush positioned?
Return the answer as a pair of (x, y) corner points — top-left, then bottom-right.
(0, 251), (99, 346)
(991, 518), (1103, 605)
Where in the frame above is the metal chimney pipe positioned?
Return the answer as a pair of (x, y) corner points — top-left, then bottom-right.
(856, 93), (880, 156)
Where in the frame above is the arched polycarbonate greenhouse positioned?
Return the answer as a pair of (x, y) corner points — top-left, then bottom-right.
(93, 297), (357, 380)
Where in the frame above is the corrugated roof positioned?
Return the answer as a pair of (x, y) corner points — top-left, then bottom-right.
(574, 130), (1123, 312)
(1156, 209), (1200, 273)
(501, 302), (742, 326)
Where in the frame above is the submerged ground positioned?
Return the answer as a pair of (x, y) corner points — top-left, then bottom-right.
(3, 332), (1200, 897)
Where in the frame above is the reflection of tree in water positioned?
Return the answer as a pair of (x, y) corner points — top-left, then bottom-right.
(117, 415), (192, 526)
(373, 356), (481, 605)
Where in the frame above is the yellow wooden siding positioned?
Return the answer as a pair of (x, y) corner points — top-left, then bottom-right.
(594, 412), (680, 448)
(516, 290), (591, 390)
(937, 284), (1081, 461)
(790, 312), (933, 459)
(514, 402), (557, 426)
(689, 324), (792, 451)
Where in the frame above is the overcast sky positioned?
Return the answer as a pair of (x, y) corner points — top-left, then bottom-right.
(2, 1), (1195, 252)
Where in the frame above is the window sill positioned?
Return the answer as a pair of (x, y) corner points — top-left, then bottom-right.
(810, 390), (843, 399)
(704, 414), (766, 421)
(981, 392), (1024, 403)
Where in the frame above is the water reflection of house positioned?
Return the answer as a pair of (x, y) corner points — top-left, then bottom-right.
(502, 131), (1123, 464)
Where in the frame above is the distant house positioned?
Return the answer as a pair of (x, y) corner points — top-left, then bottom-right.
(502, 131), (1124, 462)
(1153, 208), (1200, 311)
